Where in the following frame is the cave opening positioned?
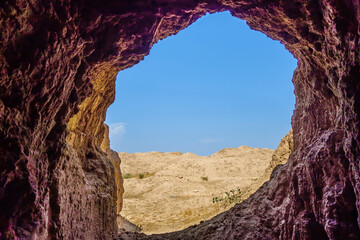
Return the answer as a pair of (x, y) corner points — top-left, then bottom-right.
(105, 11), (297, 234)
(102, 12), (296, 234)
(3, 0), (360, 239)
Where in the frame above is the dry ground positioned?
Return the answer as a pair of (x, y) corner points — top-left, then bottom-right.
(119, 146), (274, 234)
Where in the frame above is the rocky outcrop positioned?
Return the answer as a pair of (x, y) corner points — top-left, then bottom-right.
(240, 130), (293, 201)
(268, 129), (294, 170)
(101, 124), (124, 215)
(1, 0), (360, 240)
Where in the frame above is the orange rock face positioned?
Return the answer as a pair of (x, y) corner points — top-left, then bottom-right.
(1, 0), (360, 239)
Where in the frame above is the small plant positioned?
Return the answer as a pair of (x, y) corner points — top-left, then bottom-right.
(123, 172), (154, 180)
(212, 187), (242, 208)
(201, 176), (209, 181)
(135, 224), (142, 232)
(123, 173), (132, 179)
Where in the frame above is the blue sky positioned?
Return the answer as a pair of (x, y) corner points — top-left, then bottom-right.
(105, 11), (297, 156)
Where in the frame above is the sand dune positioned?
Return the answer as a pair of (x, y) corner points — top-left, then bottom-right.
(119, 146), (275, 234)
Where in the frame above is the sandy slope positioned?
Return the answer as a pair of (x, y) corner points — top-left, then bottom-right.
(119, 146), (274, 234)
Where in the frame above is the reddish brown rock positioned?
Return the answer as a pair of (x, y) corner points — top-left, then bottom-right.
(1, 0), (360, 240)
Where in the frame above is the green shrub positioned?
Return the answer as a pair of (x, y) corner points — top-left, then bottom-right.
(123, 173), (132, 179)
(201, 176), (209, 181)
(123, 172), (154, 180)
(212, 187), (242, 207)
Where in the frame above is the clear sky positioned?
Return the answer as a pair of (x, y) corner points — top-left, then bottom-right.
(105, 11), (297, 156)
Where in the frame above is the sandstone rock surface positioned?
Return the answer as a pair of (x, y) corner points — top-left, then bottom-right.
(101, 124), (124, 215)
(1, 0), (360, 239)
(269, 129), (294, 169)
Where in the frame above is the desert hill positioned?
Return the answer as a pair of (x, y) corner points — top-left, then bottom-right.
(119, 131), (293, 234)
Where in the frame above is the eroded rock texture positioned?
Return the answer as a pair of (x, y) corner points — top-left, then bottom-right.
(1, 0), (360, 239)
(101, 124), (124, 215)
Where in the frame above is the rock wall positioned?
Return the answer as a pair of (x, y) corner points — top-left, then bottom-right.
(1, 0), (360, 240)
(268, 129), (294, 170)
(100, 124), (124, 215)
